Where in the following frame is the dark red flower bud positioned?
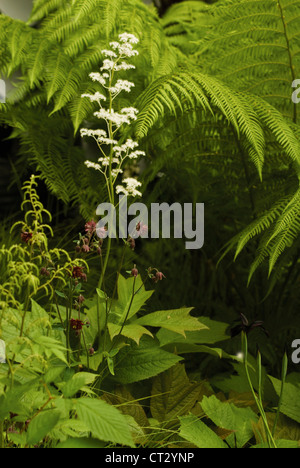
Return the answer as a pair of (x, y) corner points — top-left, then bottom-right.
(70, 318), (84, 331)
(21, 231), (33, 244)
(153, 271), (166, 283)
(40, 267), (50, 277)
(81, 244), (90, 253)
(89, 347), (95, 355)
(131, 266), (138, 277)
(72, 266), (87, 281)
(85, 220), (96, 235)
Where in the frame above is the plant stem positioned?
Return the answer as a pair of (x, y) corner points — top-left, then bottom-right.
(272, 352), (288, 436)
(242, 332), (277, 448)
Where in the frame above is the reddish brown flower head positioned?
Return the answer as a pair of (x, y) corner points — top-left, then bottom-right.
(40, 267), (50, 277)
(85, 220), (96, 235)
(81, 244), (90, 253)
(70, 318), (84, 331)
(21, 231), (33, 244)
(72, 266), (87, 281)
(153, 271), (166, 283)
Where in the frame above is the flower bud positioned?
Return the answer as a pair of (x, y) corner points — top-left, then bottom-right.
(40, 267), (50, 277)
(128, 237), (135, 250)
(78, 294), (85, 304)
(131, 266), (138, 277)
(153, 271), (166, 283)
(21, 231), (33, 244)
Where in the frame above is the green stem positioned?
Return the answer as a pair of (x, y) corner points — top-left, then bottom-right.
(242, 332), (277, 448)
(272, 352), (288, 436)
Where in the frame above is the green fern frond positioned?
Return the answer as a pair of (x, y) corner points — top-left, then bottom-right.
(135, 71), (269, 176)
(197, 0), (300, 122)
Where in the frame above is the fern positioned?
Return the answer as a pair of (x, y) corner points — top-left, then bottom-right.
(196, 0), (300, 123)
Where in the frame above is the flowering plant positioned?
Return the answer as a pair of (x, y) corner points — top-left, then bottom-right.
(77, 33), (205, 378)
(80, 33), (145, 203)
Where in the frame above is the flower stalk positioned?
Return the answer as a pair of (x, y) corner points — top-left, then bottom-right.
(80, 33), (145, 350)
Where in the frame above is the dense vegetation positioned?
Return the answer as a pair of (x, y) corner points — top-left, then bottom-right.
(0, 0), (300, 449)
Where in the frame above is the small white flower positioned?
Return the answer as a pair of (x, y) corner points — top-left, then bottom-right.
(128, 150), (146, 159)
(109, 41), (120, 50)
(118, 33), (139, 44)
(94, 108), (136, 127)
(124, 139), (139, 150)
(101, 59), (115, 71)
(98, 137), (119, 145)
(120, 107), (139, 120)
(109, 79), (135, 95)
(84, 160), (101, 171)
(114, 62), (136, 71)
(118, 43), (139, 58)
(111, 168), (123, 177)
(116, 177), (142, 197)
(98, 157), (110, 166)
(101, 49), (118, 58)
(89, 72), (107, 85)
(80, 128), (107, 138)
(81, 92), (107, 102)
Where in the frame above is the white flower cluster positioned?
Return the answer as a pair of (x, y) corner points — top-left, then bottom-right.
(81, 33), (144, 198)
(116, 177), (142, 198)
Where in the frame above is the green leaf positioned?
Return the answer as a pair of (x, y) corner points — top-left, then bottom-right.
(43, 366), (66, 384)
(157, 316), (229, 347)
(112, 337), (182, 384)
(269, 376), (300, 423)
(75, 397), (135, 447)
(26, 409), (61, 446)
(108, 322), (153, 345)
(62, 372), (97, 398)
(252, 440), (299, 449)
(179, 414), (227, 448)
(201, 395), (258, 448)
(150, 363), (204, 423)
(55, 290), (67, 299)
(135, 307), (206, 337)
(111, 275), (154, 323)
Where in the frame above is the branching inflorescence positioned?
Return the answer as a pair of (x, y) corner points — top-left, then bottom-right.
(80, 32), (145, 202)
